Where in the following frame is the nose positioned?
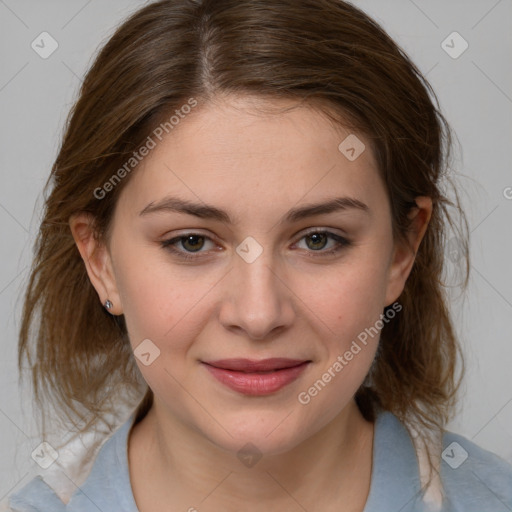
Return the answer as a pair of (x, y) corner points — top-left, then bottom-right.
(218, 250), (295, 341)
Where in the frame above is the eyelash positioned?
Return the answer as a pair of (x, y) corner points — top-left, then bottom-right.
(160, 230), (351, 261)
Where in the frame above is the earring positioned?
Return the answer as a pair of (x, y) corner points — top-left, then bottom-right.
(104, 299), (113, 311)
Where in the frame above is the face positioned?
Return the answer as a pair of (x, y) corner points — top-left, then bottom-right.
(76, 94), (420, 456)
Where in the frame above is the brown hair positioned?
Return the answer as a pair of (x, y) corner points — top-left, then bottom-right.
(19, 0), (469, 481)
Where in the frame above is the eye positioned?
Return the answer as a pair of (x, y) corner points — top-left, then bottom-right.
(293, 230), (351, 258)
(161, 233), (217, 260)
(161, 229), (351, 261)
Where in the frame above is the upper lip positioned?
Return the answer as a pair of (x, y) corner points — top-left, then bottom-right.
(203, 358), (310, 372)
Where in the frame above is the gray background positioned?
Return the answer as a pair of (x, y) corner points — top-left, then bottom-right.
(1, 0), (511, 504)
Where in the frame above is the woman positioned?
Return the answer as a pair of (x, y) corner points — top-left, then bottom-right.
(9, 0), (512, 511)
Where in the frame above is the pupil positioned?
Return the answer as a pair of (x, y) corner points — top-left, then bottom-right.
(308, 233), (327, 250)
(183, 235), (204, 252)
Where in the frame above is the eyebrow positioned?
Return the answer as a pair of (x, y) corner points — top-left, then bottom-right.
(138, 195), (369, 224)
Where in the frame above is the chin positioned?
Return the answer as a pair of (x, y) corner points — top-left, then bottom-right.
(196, 411), (312, 459)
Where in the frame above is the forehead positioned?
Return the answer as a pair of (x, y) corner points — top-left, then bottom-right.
(116, 95), (387, 223)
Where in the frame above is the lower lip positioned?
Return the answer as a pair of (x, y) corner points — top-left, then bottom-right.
(202, 362), (310, 395)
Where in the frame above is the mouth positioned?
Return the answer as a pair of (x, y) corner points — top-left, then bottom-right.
(201, 358), (311, 395)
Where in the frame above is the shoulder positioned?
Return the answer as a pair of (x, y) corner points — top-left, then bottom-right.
(7, 413), (138, 512)
(439, 429), (512, 511)
(6, 476), (67, 512)
(367, 411), (512, 512)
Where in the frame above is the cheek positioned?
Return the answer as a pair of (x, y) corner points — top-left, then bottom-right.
(295, 267), (385, 421)
(294, 248), (391, 341)
(112, 243), (216, 350)
(292, 245), (390, 397)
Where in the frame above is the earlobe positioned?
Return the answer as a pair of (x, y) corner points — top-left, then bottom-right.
(384, 196), (432, 306)
(69, 213), (122, 315)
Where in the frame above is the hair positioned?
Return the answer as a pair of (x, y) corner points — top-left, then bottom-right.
(19, 0), (469, 501)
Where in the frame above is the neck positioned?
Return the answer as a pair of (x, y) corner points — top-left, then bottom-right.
(129, 399), (374, 512)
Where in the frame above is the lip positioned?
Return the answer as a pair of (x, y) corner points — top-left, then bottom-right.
(202, 358), (311, 395)
(205, 358), (308, 372)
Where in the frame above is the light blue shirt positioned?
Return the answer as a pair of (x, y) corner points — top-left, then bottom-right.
(8, 411), (512, 511)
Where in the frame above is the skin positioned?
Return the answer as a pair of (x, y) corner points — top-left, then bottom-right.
(70, 94), (432, 512)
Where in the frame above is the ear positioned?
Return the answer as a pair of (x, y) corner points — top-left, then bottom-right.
(384, 196), (432, 306)
(69, 212), (122, 315)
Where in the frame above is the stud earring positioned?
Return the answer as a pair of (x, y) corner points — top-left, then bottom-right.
(104, 299), (113, 311)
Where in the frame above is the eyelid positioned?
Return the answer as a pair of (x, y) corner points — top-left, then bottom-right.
(293, 226), (348, 241)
